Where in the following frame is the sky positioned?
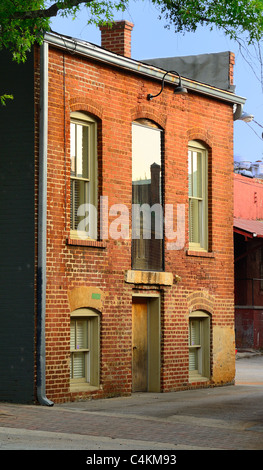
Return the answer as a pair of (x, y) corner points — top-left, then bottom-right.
(51, 0), (263, 163)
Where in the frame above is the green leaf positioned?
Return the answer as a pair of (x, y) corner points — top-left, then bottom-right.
(1, 94), (14, 105)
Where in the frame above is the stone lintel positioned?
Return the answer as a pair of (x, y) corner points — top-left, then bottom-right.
(125, 270), (178, 286)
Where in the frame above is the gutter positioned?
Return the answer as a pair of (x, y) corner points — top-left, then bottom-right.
(37, 41), (54, 406)
(44, 31), (246, 110)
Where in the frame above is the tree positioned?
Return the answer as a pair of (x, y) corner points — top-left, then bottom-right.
(1, 0), (263, 63)
(153, 0), (263, 44)
(152, 0), (263, 91)
(0, 1), (128, 104)
(0, 1), (128, 63)
(1, 0), (263, 102)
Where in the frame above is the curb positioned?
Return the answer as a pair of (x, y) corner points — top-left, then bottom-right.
(236, 349), (263, 359)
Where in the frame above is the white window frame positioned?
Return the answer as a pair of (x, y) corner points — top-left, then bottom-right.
(189, 311), (210, 382)
(70, 112), (98, 240)
(188, 141), (208, 251)
(70, 308), (100, 390)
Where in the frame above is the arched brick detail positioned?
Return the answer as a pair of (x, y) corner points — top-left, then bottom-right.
(187, 128), (213, 149)
(68, 286), (104, 313)
(131, 105), (167, 129)
(187, 290), (214, 315)
(69, 98), (103, 121)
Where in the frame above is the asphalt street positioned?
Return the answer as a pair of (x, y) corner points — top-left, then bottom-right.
(0, 352), (263, 453)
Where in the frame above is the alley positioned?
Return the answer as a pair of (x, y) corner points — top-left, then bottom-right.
(0, 353), (263, 452)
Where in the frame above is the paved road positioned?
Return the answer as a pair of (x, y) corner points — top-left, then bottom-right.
(235, 353), (263, 385)
(0, 353), (263, 452)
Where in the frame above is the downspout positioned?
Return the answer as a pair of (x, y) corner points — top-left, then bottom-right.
(37, 41), (54, 406)
(234, 103), (243, 121)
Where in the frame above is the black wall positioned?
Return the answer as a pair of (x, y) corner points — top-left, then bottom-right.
(0, 50), (35, 402)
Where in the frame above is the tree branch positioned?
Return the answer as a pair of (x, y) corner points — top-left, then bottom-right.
(5, 0), (90, 20)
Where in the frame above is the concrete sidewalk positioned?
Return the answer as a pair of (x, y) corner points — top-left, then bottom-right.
(0, 354), (263, 450)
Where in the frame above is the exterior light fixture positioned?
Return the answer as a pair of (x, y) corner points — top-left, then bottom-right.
(239, 112), (254, 122)
(147, 70), (187, 100)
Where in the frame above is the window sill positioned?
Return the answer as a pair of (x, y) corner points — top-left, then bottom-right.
(186, 250), (214, 258)
(189, 373), (210, 383)
(70, 383), (99, 392)
(67, 237), (107, 248)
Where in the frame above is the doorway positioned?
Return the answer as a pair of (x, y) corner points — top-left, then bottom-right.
(132, 296), (160, 392)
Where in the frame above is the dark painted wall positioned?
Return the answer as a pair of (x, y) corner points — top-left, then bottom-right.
(0, 50), (35, 402)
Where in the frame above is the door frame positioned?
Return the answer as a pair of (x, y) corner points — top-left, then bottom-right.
(132, 294), (161, 392)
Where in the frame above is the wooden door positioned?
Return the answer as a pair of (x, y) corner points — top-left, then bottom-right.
(132, 299), (148, 392)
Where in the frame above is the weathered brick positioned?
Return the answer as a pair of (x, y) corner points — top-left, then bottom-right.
(32, 24), (237, 403)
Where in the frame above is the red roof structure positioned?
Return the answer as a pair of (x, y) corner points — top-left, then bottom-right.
(234, 217), (263, 239)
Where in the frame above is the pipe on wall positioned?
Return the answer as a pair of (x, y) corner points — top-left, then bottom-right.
(37, 41), (54, 406)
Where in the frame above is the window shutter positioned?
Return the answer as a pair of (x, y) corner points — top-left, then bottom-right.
(70, 321), (75, 350)
(189, 312), (210, 380)
(189, 350), (197, 371)
(70, 310), (100, 386)
(76, 320), (87, 349)
(189, 319), (200, 372)
(73, 353), (85, 378)
(190, 320), (200, 345)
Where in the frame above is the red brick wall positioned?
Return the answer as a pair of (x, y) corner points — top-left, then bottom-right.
(34, 42), (235, 403)
(234, 173), (263, 220)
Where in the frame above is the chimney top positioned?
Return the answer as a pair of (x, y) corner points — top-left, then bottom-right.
(99, 20), (134, 58)
(229, 52), (235, 88)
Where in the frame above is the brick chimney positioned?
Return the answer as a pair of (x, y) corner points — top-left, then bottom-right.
(229, 52), (235, 89)
(100, 21), (134, 58)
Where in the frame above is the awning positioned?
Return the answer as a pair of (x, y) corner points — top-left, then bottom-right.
(234, 218), (263, 239)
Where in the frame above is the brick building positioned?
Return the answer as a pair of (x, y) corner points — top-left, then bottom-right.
(234, 173), (263, 349)
(0, 21), (246, 404)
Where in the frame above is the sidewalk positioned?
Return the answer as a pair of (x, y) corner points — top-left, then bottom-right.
(1, 386), (263, 450)
(0, 355), (263, 451)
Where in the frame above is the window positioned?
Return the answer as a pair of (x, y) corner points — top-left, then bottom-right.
(189, 311), (210, 381)
(70, 309), (100, 388)
(188, 141), (208, 251)
(70, 112), (97, 239)
(132, 120), (163, 271)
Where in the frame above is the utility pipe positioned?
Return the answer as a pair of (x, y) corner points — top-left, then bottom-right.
(37, 41), (54, 406)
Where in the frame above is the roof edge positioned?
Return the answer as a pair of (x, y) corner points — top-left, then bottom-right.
(44, 31), (246, 107)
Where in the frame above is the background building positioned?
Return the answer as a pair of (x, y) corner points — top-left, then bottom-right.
(234, 173), (263, 350)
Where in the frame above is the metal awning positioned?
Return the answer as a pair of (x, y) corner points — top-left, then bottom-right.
(234, 218), (263, 239)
